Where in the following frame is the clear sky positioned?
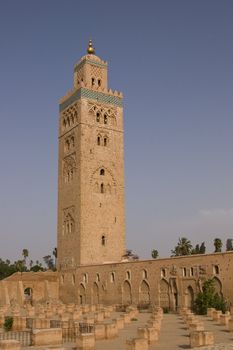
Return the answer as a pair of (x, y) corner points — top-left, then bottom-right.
(0, 0), (233, 262)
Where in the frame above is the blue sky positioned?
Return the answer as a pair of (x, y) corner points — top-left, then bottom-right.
(0, 0), (233, 262)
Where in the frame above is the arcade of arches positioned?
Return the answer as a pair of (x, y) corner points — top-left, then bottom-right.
(58, 252), (233, 309)
(0, 252), (231, 309)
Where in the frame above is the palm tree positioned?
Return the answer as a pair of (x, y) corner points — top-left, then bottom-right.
(214, 238), (222, 253)
(171, 237), (193, 256)
(22, 249), (29, 268)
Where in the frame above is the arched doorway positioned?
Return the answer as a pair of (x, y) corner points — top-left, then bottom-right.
(185, 286), (194, 309)
(160, 279), (170, 309)
(170, 279), (178, 310)
(139, 280), (150, 306)
(24, 287), (33, 304)
(122, 280), (132, 305)
(93, 282), (99, 304)
(79, 283), (86, 305)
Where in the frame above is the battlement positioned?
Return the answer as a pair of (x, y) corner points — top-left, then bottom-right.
(59, 84), (123, 111)
(60, 83), (123, 104)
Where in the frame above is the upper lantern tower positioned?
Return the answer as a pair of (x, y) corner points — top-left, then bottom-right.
(57, 41), (126, 269)
(73, 40), (108, 90)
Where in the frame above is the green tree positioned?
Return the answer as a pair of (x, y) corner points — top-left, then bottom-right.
(226, 239), (233, 251)
(15, 259), (26, 272)
(43, 255), (55, 270)
(191, 244), (200, 255)
(199, 242), (206, 254)
(151, 249), (159, 259)
(214, 238), (222, 253)
(194, 278), (227, 315)
(4, 317), (13, 331)
(171, 237), (193, 256)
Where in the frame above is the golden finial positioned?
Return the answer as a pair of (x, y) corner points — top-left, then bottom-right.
(87, 39), (95, 54)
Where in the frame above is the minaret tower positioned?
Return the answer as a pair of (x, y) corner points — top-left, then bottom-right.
(57, 40), (125, 268)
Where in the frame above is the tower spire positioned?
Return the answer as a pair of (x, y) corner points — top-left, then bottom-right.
(87, 39), (95, 55)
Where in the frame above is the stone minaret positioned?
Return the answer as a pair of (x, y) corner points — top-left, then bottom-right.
(57, 40), (125, 269)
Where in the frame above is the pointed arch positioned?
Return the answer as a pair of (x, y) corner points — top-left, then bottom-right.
(90, 166), (116, 186)
(79, 283), (86, 305)
(139, 280), (150, 305)
(122, 280), (132, 305)
(160, 278), (170, 309)
(185, 285), (194, 309)
(93, 282), (99, 305)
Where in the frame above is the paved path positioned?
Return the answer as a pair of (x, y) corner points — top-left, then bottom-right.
(95, 312), (151, 350)
(149, 314), (190, 350)
(94, 313), (233, 350)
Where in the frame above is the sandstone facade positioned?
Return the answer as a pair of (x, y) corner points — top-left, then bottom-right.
(57, 42), (125, 268)
(59, 251), (232, 309)
(0, 271), (58, 306)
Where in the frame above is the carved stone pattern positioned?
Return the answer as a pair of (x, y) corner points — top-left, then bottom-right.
(61, 103), (79, 131)
(90, 65), (102, 79)
(88, 103), (117, 126)
(63, 153), (76, 183)
(62, 206), (75, 235)
(76, 66), (84, 84)
(64, 133), (75, 154)
(90, 166), (116, 195)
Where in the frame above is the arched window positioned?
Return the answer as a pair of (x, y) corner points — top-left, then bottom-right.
(96, 273), (100, 282)
(91, 78), (95, 86)
(161, 268), (166, 278)
(100, 183), (104, 193)
(65, 140), (70, 151)
(104, 114), (108, 124)
(72, 274), (75, 285)
(104, 137), (107, 146)
(142, 269), (148, 279)
(96, 112), (100, 122)
(126, 271), (131, 280)
(100, 169), (105, 176)
(110, 272), (115, 283)
(213, 265), (219, 275)
(98, 79), (101, 87)
(97, 136), (101, 145)
(182, 267), (187, 277)
(190, 267), (194, 276)
(70, 221), (73, 233)
(101, 235), (106, 246)
(83, 273), (88, 283)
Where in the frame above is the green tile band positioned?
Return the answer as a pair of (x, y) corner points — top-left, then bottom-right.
(59, 88), (122, 112)
(74, 58), (107, 72)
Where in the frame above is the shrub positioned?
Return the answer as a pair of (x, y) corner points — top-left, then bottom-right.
(4, 317), (13, 332)
(194, 278), (227, 315)
(163, 307), (170, 314)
